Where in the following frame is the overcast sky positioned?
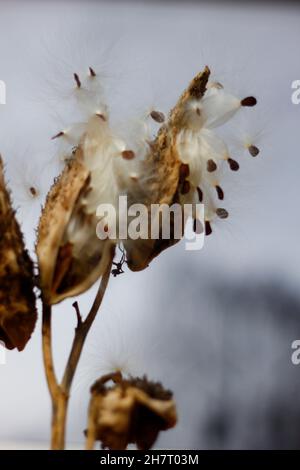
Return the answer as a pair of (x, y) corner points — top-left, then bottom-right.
(0, 0), (300, 449)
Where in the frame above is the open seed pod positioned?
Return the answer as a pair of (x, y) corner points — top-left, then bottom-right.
(36, 148), (114, 305)
(86, 373), (177, 450)
(0, 156), (37, 351)
(124, 65), (258, 269)
(123, 67), (210, 271)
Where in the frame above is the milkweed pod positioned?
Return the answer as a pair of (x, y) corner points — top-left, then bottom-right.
(123, 67), (211, 271)
(36, 148), (113, 304)
(86, 374), (177, 450)
(0, 156), (37, 351)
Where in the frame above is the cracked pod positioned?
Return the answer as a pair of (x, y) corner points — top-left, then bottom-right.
(36, 148), (114, 304)
(122, 67), (211, 270)
(0, 157), (37, 351)
(86, 374), (177, 450)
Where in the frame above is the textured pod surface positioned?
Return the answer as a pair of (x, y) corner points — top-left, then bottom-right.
(88, 375), (177, 450)
(123, 67), (210, 271)
(36, 148), (113, 304)
(0, 157), (37, 351)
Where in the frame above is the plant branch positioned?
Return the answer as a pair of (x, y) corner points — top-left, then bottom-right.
(62, 248), (115, 392)
(41, 246), (115, 449)
(72, 301), (82, 328)
(42, 301), (60, 401)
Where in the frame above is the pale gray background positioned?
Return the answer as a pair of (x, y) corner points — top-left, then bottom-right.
(0, 0), (300, 449)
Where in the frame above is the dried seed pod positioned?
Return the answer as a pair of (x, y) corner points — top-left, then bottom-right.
(123, 67), (211, 271)
(36, 148), (114, 304)
(0, 157), (37, 351)
(86, 374), (177, 450)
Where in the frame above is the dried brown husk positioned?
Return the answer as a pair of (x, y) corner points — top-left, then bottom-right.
(0, 156), (37, 351)
(36, 148), (113, 305)
(87, 375), (177, 450)
(124, 67), (210, 271)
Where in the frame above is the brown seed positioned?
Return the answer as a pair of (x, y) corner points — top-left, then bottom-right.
(74, 73), (81, 88)
(228, 158), (240, 171)
(197, 186), (203, 202)
(103, 224), (109, 233)
(196, 108), (201, 116)
(150, 110), (165, 123)
(241, 96), (257, 107)
(248, 145), (260, 157)
(193, 218), (203, 234)
(216, 208), (229, 219)
(89, 67), (96, 77)
(29, 187), (37, 197)
(215, 185), (224, 200)
(205, 221), (212, 236)
(51, 131), (65, 140)
(179, 163), (190, 182)
(122, 150), (135, 160)
(181, 180), (190, 195)
(207, 159), (217, 172)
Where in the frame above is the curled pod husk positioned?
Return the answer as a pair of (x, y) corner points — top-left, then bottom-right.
(36, 148), (114, 305)
(86, 374), (177, 450)
(0, 156), (37, 351)
(123, 67), (210, 271)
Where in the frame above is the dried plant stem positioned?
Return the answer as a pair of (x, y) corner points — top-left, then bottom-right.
(42, 247), (115, 450)
(85, 402), (96, 450)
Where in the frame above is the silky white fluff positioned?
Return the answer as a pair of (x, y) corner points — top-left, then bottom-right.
(175, 82), (257, 228)
(54, 69), (258, 240)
